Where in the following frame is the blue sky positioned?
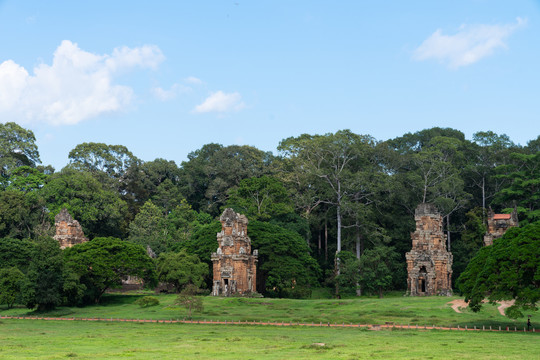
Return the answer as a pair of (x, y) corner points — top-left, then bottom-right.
(1, 1), (539, 170)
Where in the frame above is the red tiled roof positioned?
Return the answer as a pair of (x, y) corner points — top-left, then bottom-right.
(493, 214), (511, 220)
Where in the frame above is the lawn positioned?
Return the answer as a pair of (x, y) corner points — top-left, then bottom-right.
(1, 291), (538, 330)
(0, 319), (537, 359)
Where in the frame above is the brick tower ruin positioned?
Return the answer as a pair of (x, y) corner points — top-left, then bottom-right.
(53, 208), (88, 249)
(483, 207), (518, 246)
(211, 208), (258, 296)
(406, 203), (453, 296)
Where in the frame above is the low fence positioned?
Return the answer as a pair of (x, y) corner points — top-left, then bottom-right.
(0, 315), (537, 333)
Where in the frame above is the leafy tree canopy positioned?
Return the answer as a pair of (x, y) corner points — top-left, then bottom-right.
(0, 122), (40, 183)
(156, 250), (208, 292)
(0, 267), (26, 308)
(21, 237), (65, 311)
(457, 221), (540, 318)
(40, 169), (129, 239)
(64, 237), (156, 304)
(226, 175), (293, 221)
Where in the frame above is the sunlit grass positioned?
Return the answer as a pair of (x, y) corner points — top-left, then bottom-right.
(0, 319), (536, 359)
(2, 291), (538, 329)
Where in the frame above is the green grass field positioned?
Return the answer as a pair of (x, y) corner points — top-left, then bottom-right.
(1, 291), (538, 330)
(0, 319), (538, 359)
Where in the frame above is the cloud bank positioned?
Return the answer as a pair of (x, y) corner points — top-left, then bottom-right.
(0, 40), (164, 125)
(413, 17), (526, 68)
(194, 91), (245, 113)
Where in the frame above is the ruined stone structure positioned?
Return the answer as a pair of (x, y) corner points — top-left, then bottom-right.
(211, 208), (258, 296)
(53, 208), (88, 249)
(406, 203), (453, 296)
(483, 207), (518, 246)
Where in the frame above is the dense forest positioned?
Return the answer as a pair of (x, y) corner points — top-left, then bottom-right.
(1, 121), (539, 310)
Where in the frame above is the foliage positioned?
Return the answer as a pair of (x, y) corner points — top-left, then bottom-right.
(358, 245), (399, 298)
(5, 166), (48, 192)
(68, 142), (139, 180)
(495, 152), (540, 224)
(128, 200), (170, 255)
(227, 175), (293, 221)
(156, 250), (208, 292)
(452, 207), (486, 280)
(457, 222), (540, 318)
(0, 237), (34, 272)
(0, 122), (40, 185)
(334, 251), (360, 294)
(175, 284), (204, 319)
(0, 190), (49, 239)
(180, 144), (275, 215)
(134, 296), (160, 308)
(40, 168), (129, 239)
(21, 237), (65, 311)
(249, 221), (321, 297)
(0, 267), (26, 308)
(64, 237), (156, 304)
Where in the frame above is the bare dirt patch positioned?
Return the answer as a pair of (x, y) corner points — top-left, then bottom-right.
(448, 299), (468, 313)
(497, 300), (515, 316)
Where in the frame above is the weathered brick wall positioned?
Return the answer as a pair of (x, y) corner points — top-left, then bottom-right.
(211, 208), (257, 296)
(406, 203), (452, 296)
(483, 208), (518, 246)
(53, 208), (88, 249)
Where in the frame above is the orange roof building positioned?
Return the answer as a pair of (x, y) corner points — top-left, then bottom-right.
(483, 207), (518, 246)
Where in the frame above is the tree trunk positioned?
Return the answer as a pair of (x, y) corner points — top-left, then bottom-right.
(446, 214), (451, 251)
(378, 287), (383, 299)
(355, 227), (361, 296)
(336, 203), (341, 276)
(318, 230), (321, 256)
(324, 218), (328, 262)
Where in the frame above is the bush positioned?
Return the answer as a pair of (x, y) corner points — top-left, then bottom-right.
(134, 296), (160, 308)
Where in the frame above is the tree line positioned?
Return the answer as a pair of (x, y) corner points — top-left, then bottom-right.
(0, 122), (538, 311)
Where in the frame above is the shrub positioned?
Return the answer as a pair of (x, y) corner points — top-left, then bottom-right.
(134, 296), (160, 308)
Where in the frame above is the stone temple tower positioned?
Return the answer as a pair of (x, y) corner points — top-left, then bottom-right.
(483, 207), (518, 246)
(211, 208), (258, 296)
(405, 203), (453, 296)
(53, 208), (88, 249)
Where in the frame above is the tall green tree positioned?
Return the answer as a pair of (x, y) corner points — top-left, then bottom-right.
(40, 169), (129, 239)
(0, 267), (26, 308)
(0, 190), (49, 239)
(22, 237), (65, 311)
(128, 200), (170, 255)
(180, 144), (275, 215)
(358, 244), (399, 298)
(0, 122), (40, 187)
(457, 222), (540, 318)
(494, 152), (540, 224)
(64, 237), (156, 304)
(156, 250), (208, 292)
(226, 175), (293, 221)
(278, 130), (376, 260)
(68, 142), (139, 181)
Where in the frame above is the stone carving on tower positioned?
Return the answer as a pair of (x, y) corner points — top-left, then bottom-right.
(406, 203), (453, 296)
(483, 207), (518, 246)
(53, 208), (88, 249)
(211, 208), (258, 296)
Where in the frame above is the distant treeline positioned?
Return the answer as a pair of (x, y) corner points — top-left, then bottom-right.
(0, 122), (538, 309)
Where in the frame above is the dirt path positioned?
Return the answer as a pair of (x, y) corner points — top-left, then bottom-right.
(448, 299), (468, 313)
(447, 299), (517, 317)
(497, 300), (515, 316)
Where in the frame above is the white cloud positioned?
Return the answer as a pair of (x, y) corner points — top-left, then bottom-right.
(193, 91), (245, 113)
(413, 17), (526, 68)
(0, 40), (164, 125)
(184, 76), (203, 85)
(152, 83), (192, 101)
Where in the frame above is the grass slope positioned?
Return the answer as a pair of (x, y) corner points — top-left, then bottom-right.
(0, 319), (537, 360)
(1, 292), (538, 329)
